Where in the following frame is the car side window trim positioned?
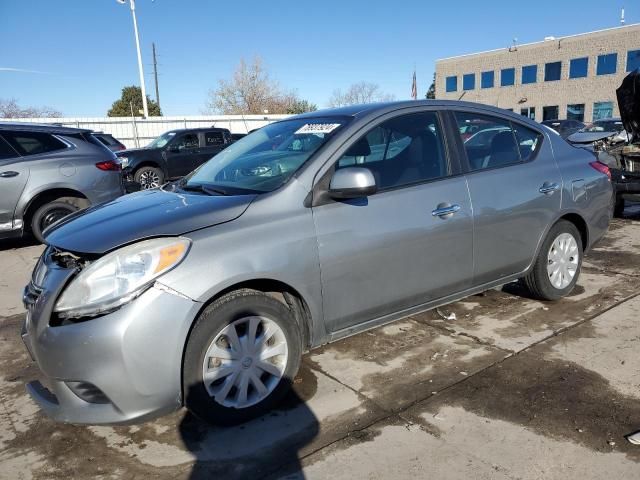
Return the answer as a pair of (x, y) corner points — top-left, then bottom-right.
(448, 109), (544, 175)
(311, 109), (458, 207)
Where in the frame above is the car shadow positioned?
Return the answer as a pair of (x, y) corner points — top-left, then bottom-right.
(0, 236), (40, 251)
(179, 376), (319, 479)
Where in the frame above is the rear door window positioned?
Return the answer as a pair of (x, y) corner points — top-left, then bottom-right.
(455, 112), (541, 171)
(204, 131), (225, 146)
(0, 136), (19, 160)
(2, 131), (67, 156)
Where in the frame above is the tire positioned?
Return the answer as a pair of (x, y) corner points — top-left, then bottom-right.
(30, 200), (79, 244)
(613, 196), (625, 218)
(183, 289), (302, 425)
(134, 166), (164, 190)
(522, 220), (583, 301)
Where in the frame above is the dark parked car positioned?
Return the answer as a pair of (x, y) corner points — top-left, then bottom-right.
(23, 100), (612, 426)
(92, 132), (126, 152)
(0, 123), (124, 243)
(541, 119), (585, 138)
(567, 71), (640, 216)
(117, 127), (233, 189)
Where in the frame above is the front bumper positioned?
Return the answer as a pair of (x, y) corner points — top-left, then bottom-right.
(21, 251), (202, 425)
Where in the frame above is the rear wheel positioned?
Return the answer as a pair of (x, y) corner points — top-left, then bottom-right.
(522, 220), (583, 300)
(30, 200), (79, 244)
(183, 289), (302, 425)
(134, 166), (164, 190)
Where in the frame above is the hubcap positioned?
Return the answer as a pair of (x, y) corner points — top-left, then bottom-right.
(547, 232), (579, 289)
(139, 170), (160, 189)
(202, 316), (288, 409)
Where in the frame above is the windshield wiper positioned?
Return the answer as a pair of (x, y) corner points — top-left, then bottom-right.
(180, 183), (230, 196)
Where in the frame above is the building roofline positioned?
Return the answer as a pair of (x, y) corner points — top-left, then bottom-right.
(436, 22), (640, 63)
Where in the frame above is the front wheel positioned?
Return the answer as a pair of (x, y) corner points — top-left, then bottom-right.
(522, 220), (583, 301)
(183, 289), (302, 425)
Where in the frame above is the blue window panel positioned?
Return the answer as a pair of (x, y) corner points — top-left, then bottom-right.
(569, 57), (588, 78)
(463, 73), (475, 90)
(627, 50), (640, 72)
(544, 61), (562, 81)
(522, 65), (537, 84)
(593, 101), (613, 120)
(501, 68), (515, 86)
(481, 71), (494, 88)
(597, 53), (617, 75)
(446, 76), (457, 92)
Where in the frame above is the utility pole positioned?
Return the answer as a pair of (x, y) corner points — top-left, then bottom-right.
(152, 42), (161, 111)
(117, 0), (149, 118)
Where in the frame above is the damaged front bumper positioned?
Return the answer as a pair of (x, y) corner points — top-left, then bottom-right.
(21, 249), (202, 425)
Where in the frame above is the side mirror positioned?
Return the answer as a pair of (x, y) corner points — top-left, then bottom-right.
(167, 145), (180, 153)
(328, 167), (377, 199)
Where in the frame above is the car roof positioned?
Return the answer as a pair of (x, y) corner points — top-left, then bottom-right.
(290, 100), (544, 129)
(166, 127), (230, 134)
(0, 122), (92, 135)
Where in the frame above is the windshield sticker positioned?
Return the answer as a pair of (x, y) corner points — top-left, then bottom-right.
(295, 123), (341, 135)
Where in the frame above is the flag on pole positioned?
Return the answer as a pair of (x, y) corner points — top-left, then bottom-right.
(411, 69), (417, 100)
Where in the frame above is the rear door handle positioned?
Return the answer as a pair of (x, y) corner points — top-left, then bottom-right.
(432, 204), (461, 218)
(539, 182), (560, 195)
(0, 171), (19, 178)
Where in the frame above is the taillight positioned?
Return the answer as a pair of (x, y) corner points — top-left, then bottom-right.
(95, 160), (122, 171)
(589, 161), (611, 180)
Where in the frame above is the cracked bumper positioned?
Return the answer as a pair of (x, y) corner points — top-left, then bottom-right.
(23, 283), (202, 425)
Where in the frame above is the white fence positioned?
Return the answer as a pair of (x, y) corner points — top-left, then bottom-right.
(6, 114), (290, 149)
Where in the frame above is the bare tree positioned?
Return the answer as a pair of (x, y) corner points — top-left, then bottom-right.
(328, 82), (395, 107)
(0, 98), (62, 118)
(206, 57), (314, 115)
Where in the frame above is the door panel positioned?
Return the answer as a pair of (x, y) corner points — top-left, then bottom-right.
(313, 177), (473, 332)
(166, 133), (200, 178)
(0, 161), (29, 227)
(454, 111), (562, 285)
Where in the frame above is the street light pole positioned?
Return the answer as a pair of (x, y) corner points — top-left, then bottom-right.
(119, 0), (149, 118)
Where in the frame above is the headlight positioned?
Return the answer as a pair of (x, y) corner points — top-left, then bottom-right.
(54, 237), (191, 318)
(119, 156), (129, 168)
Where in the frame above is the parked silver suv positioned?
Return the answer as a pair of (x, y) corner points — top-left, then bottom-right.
(22, 101), (613, 426)
(0, 123), (124, 243)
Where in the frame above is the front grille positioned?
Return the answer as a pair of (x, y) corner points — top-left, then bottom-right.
(65, 381), (110, 404)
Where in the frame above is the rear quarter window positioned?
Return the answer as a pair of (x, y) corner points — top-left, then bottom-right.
(2, 131), (67, 156)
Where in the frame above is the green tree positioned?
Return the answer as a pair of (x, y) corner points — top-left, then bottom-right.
(286, 99), (318, 114)
(425, 73), (436, 99)
(107, 86), (162, 117)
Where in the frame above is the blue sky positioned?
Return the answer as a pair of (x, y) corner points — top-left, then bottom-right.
(0, 0), (637, 116)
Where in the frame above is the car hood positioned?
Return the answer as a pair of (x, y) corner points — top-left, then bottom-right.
(116, 147), (160, 157)
(44, 189), (257, 254)
(566, 131), (618, 144)
(617, 69), (640, 143)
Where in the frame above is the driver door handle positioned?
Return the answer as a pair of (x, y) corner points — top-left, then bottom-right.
(0, 171), (19, 178)
(432, 204), (461, 218)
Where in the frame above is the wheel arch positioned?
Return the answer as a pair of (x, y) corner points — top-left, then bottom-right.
(22, 187), (89, 230)
(179, 278), (314, 404)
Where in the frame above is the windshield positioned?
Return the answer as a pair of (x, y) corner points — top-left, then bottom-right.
(582, 120), (624, 133)
(183, 117), (348, 194)
(147, 131), (177, 148)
